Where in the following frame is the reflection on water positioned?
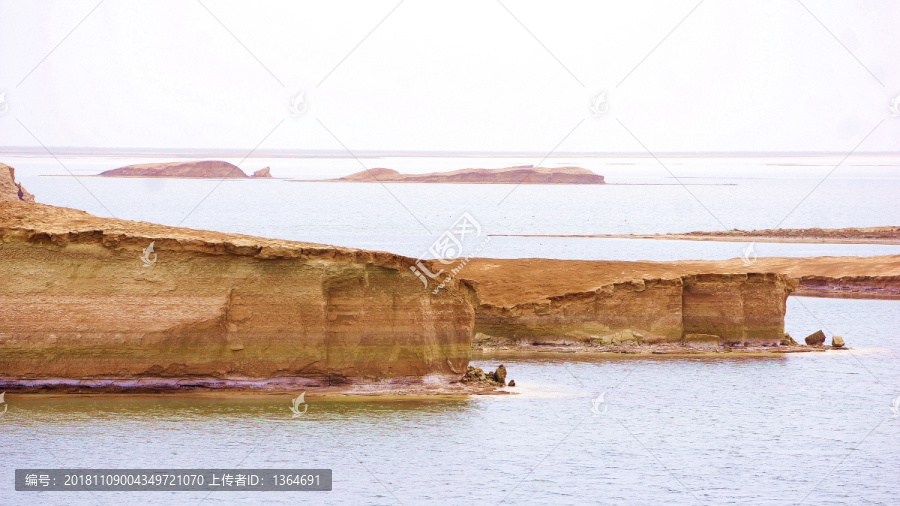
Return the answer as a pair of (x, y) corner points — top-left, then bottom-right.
(2, 297), (898, 505)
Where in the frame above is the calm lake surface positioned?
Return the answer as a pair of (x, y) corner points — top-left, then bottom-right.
(1, 155), (899, 504)
(8, 154), (900, 260)
(2, 297), (898, 505)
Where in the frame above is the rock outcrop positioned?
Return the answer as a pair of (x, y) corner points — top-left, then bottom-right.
(100, 161), (249, 178)
(680, 226), (900, 242)
(804, 330), (827, 346)
(781, 333), (798, 346)
(682, 273), (795, 346)
(831, 335), (845, 348)
(0, 168), (475, 384)
(468, 272), (795, 347)
(252, 167), (272, 178)
(794, 275), (900, 299)
(461, 365), (507, 386)
(330, 166), (605, 184)
(1, 163), (34, 202)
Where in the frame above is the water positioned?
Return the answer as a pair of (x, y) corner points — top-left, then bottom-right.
(2, 155), (899, 504)
(7, 154), (900, 260)
(1, 298), (898, 504)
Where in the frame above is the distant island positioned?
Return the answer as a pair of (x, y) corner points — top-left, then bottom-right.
(99, 161), (272, 178)
(491, 226), (900, 244)
(307, 165), (605, 184)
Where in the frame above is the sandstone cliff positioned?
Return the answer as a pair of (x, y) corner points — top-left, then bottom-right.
(471, 272), (794, 347)
(0, 169), (474, 383)
(464, 256), (900, 304)
(100, 160), (249, 178)
(330, 166), (605, 184)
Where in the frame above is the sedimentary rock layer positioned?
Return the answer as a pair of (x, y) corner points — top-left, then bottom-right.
(0, 198), (474, 382)
(471, 272), (795, 346)
(463, 256), (900, 305)
(681, 273), (795, 345)
(794, 275), (900, 299)
(475, 278), (683, 343)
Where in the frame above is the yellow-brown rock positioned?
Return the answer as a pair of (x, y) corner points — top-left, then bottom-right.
(0, 169), (473, 382)
(465, 265), (796, 346)
(0, 163), (34, 202)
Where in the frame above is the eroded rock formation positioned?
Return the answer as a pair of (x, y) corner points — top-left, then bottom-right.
(0, 168), (474, 383)
(469, 273), (796, 347)
(1, 163), (34, 202)
(682, 273), (795, 346)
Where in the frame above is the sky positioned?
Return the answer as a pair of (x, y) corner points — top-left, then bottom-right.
(1, 0), (899, 154)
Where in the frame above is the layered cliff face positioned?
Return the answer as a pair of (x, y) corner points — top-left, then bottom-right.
(0, 172), (474, 382)
(681, 273), (796, 345)
(475, 278), (683, 344)
(470, 271), (795, 347)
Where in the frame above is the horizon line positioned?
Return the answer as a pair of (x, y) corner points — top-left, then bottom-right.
(1, 147), (899, 159)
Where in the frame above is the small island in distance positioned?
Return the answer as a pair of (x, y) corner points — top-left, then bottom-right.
(99, 160), (272, 178)
(309, 165), (606, 184)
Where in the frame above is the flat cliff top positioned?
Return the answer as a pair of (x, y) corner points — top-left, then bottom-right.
(462, 256), (900, 307)
(0, 199), (418, 269)
(492, 226), (900, 244)
(329, 166), (605, 184)
(99, 160), (249, 178)
(678, 226), (900, 241)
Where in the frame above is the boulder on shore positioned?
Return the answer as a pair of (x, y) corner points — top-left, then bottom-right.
(492, 365), (507, 384)
(462, 366), (507, 386)
(831, 335), (845, 348)
(507, 380), (515, 387)
(805, 330), (827, 346)
(252, 167), (272, 178)
(781, 333), (798, 346)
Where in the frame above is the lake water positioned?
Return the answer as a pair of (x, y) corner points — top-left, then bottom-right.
(1, 155), (899, 504)
(1, 297), (898, 505)
(7, 154), (900, 260)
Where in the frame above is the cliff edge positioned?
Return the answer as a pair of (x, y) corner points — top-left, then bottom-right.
(0, 166), (474, 384)
(1, 163), (35, 202)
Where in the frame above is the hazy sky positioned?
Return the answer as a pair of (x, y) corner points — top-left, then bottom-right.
(1, 0), (899, 153)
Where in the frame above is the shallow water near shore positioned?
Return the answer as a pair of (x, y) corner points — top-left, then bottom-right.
(2, 297), (898, 505)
